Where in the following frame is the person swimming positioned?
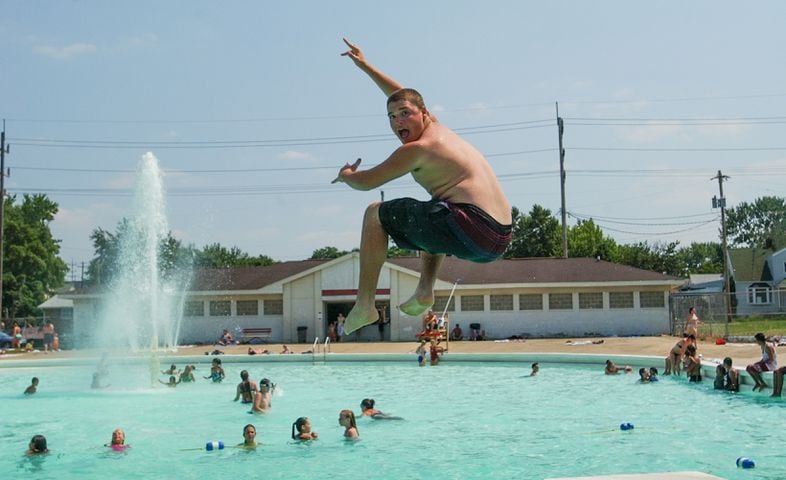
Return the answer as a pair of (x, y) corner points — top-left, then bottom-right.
(359, 398), (403, 420)
(105, 428), (129, 451)
(339, 410), (359, 440)
(291, 417), (318, 441)
(204, 358), (225, 383)
(238, 424), (258, 449)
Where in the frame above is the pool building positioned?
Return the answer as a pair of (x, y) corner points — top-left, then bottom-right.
(58, 254), (683, 347)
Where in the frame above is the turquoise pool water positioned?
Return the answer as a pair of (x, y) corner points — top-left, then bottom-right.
(1, 358), (784, 479)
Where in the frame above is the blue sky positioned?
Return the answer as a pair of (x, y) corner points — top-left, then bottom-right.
(2, 1), (786, 278)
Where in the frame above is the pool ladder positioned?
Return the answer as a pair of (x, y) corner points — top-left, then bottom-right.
(310, 337), (331, 364)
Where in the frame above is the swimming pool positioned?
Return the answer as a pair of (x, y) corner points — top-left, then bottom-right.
(1, 357), (784, 479)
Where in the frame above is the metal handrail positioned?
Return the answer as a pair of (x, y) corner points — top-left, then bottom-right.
(323, 336), (331, 362)
(311, 337), (320, 363)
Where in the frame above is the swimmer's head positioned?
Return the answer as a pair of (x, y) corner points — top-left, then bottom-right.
(339, 409), (357, 429)
(754, 332), (766, 343)
(723, 357), (733, 367)
(31, 377), (39, 385)
(243, 424), (256, 439)
(240, 370), (249, 381)
(360, 398), (375, 410)
(292, 417), (309, 439)
(111, 428), (125, 445)
(29, 435), (48, 453)
(259, 378), (272, 391)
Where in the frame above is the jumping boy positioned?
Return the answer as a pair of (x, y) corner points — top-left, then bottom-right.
(334, 38), (512, 334)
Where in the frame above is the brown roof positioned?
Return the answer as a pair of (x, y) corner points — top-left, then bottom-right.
(388, 256), (682, 285)
(188, 259), (329, 291)
(71, 256), (681, 296)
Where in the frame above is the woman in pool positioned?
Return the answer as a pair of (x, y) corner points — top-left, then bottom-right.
(27, 435), (49, 455)
(234, 370), (258, 404)
(291, 417), (318, 441)
(239, 424), (258, 449)
(604, 360), (632, 375)
(339, 410), (359, 439)
(360, 398), (403, 420)
(105, 428), (129, 451)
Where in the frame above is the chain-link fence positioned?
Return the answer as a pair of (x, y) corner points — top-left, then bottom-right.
(670, 289), (786, 338)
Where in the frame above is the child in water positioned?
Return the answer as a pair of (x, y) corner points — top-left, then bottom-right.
(159, 375), (180, 387)
(291, 417), (319, 441)
(359, 398), (403, 420)
(238, 424), (258, 449)
(179, 365), (196, 383)
(26, 435), (48, 455)
(105, 428), (129, 451)
(24, 377), (39, 395)
(204, 358), (225, 383)
(415, 341), (427, 367)
(339, 410), (359, 439)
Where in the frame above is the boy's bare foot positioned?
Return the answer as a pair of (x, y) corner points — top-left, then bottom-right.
(344, 306), (379, 335)
(399, 292), (434, 317)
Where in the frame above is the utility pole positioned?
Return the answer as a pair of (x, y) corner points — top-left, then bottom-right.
(0, 120), (8, 321)
(556, 103), (568, 258)
(712, 170), (731, 336)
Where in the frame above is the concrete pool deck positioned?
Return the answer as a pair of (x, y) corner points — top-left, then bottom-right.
(1, 335), (779, 367)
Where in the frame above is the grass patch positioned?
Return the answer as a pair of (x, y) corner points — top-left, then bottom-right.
(700, 316), (786, 337)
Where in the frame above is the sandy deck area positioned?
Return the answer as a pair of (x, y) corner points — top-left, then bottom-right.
(3, 336), (777, 367)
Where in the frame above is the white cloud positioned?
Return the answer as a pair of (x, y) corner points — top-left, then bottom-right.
(127, 32), (158, 48)
(277, 150), (314, 161)
(33, 42), (97, 60)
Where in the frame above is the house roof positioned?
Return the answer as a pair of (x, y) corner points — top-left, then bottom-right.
(729, 248), (774, 282)
(188, 259), (329, 291)
(388, 256), (682, 285)
(67, 255), (682, 298)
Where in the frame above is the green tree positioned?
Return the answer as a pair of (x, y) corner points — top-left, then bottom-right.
(616, 241), (682, 276)
(87, 219), (198, 284)
(504, 205), (561, 258)
(675, 242), (723, 276)
(2, 194), (68, 319)
(310, 246), (349, 260)
(566, 219), (618, 260)
(193, 243), (277, 268)
(725, 196), (786, 248)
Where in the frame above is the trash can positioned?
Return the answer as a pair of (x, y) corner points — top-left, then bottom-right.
(297, 326), (308, 343)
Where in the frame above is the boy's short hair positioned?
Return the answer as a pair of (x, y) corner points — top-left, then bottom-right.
(387, 88), (426, 110)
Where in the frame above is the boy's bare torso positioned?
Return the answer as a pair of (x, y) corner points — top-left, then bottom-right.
(405, 121), (511, 225)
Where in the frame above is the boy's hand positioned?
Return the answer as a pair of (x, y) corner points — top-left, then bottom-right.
(341, 37), (365, 66)
(331, 158), (362, 184)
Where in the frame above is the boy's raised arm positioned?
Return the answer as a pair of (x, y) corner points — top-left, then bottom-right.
(341, 38), (402, 96)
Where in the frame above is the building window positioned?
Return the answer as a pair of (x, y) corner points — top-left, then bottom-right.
(60, 308), (73, 320)
(264, 299), (284, 315)
(639, 292), (665, 308)
(490, 294), (514, 311)
(433, 296), (455, 312)
(747, 285), (772, 305)
(549, 293), (573, 310)
(236, 300), (259, 316)
(461, 295), (485, 312)
(609, 292), (634, 309)
(209, 300), (231, 316)
(579, 292), (603, 309)
(519, 294), (543, 311)
(184, 300), (204, 317)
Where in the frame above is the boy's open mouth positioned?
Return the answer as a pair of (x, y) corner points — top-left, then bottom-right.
(398, 129), (410, 141)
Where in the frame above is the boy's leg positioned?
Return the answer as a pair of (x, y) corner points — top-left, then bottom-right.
(400, 252), (445, 316)
(344, 203), (386, 334)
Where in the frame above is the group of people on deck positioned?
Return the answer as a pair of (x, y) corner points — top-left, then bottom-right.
(664, 316), (784, 396)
